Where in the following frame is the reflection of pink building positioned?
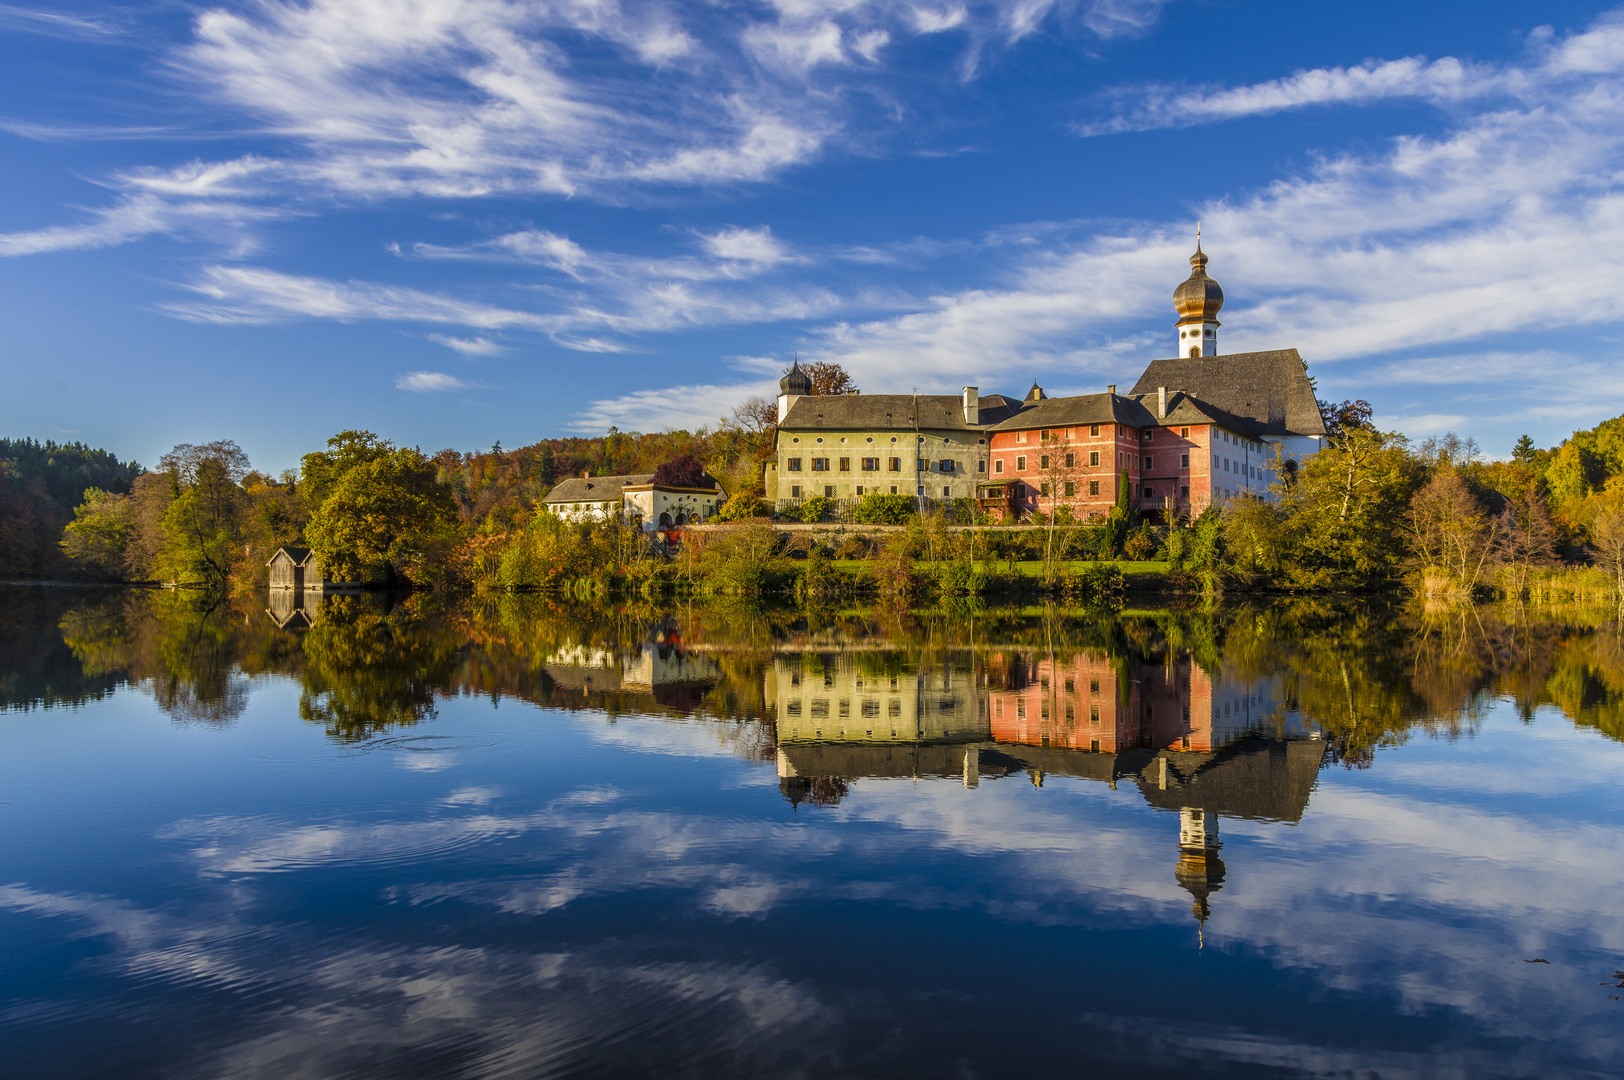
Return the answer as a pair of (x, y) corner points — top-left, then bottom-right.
(986, 653), (1276, 754)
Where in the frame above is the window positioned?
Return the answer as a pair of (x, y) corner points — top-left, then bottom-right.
(791, 485), (803, 498)
(1040, 429), (1050, 440)
(994, 459), (1004, 474)
(887, 457), (901, 472)
(1016, 455), (1026, 470)
(812, 458), (829, 471)
(1040, 482), (1050, 496)
(856, 485), (865, 496)
(1143, 456), (1152, 469)
(1143, 486), (1154, 497)
(1089, 451), (1100, 467)
(1180, 427), (1190, 437)
(838, 457), (850, 472)
(1065, 453), (1075, 469)
(938, 459), (953, 472)
(1089, 678), (1099, 695)
(890, 485), (898, 494)
(788, 458), (802, 471)
(1180, 485), (1189, 497)
(1040, 455), (1050, 470)
(943, 486), (951, 497)
(824, 485), (836, 498)
(1180, 453), (1189, 468)
(917, 485), (924, 496)
(1088, 480), (1100, 496)
(1089, 424), (1100, 437)
(1064, 481), (1075, 496)
(862, 457), (879, 470)
(977, 460), (986, 473)
(1142, 430), (1153, 441)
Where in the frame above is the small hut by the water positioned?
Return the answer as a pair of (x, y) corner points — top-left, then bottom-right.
(267, 546), (312, 590)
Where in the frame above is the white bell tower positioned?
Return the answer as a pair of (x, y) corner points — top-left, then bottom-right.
(1173, 226), (1224, 358)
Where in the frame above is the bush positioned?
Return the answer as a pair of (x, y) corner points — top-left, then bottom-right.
(1075, 561), (1125, 600)
(1124, 523), (1159, 561)
(714, 490), (767, 522)
(852, 493), (916, 525)
(799, 496), (829, 523)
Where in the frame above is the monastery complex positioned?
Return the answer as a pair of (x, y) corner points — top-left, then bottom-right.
(768, 239), (1326, 523)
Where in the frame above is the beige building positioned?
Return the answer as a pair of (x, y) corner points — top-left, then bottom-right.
(766, 360), (1024, 512)
(542, 472), (726, 529)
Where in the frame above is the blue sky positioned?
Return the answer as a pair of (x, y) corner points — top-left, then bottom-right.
(0, 0), (1618, 473)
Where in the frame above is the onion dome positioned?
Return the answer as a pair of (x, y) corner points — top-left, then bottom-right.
(1173, 241), (1224, 323)
(780, 357), (812, 396)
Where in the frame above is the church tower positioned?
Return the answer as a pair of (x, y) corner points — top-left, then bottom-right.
(777, 357), (812, 423)
(1173, 229), (1224, 358)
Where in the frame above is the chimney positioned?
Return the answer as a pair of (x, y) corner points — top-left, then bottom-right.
(1158, 386), (1167, 419)
(1107, 384), (1116, 396)
(962, 386), (980, 425)
(584, 470), (591, 479)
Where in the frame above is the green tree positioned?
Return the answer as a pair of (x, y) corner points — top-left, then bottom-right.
(154, 441), (251, 589)
(304, 440), (459, 586)
(60, 488), (136, 579)
(1512, 434), (1536, 465)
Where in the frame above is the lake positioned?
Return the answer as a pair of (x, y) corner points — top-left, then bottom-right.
(1, 585), (1621, 1078)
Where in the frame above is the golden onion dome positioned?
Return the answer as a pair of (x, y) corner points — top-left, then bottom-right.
(1173, 242), (1224, 322)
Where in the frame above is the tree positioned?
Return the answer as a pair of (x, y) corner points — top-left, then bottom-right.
(801, 360), (858, 396)
(153, 441), (252, 588)
(60, 488), (135, 579)
(304, 441), (460, 586)
(300, 430), (395, 509)
(1512, 434), (1537, 465)
(1036, 433), (1081, 582)
(1405, 470), (1501, 595)
(1592, 501), (1624, 609)
(652, 454), (709, 489)
(1319, 398), (1375, 440)
(1278, 427), (1422, 587)
(1498, 489), (1555, 597)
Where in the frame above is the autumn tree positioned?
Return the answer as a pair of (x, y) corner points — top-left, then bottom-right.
(801, 360), (858, 396)
(152, 440), (252, 589)
(652, 453), (709, 489)
(304, 437), (460, 587)
(1405, 470), (1502, 596)
(1035, 432), (1080, 581)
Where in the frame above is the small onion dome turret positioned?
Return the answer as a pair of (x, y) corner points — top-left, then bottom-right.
(780, 358), (812, 396)
(1173, 242), (1224, 323)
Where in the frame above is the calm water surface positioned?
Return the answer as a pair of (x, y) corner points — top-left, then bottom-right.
(2, 586), (1622, 1078)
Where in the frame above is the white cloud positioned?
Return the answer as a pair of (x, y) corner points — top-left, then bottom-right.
(426, 333), (505, 356)
(1075, 12), (1624, 134)
(696, 225), (794, 266)
(569, 379), (780, 434)
(396, 371), (475, 393)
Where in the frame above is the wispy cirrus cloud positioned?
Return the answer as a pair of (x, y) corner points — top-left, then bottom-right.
(396, 371), (477, 393)
(1074, 11), (1624, 134)
(426, 334), (505, 357)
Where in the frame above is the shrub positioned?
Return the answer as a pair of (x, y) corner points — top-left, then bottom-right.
(799, 496), (829, 523)
(1124, 523), (1159, 561)
(714, 490), (767, 522)
(1075, 561), (1125, 600)
(852, 493), (916, 525)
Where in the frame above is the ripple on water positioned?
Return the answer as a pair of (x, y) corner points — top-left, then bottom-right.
(161, 808), (522, 873)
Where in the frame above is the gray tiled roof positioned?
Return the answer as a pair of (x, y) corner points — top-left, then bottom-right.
(778, 393), (1022, 432)
(987, 390), (1252, 434)
(1129, 350), (1327, 437)
(542, 473), (655, 503)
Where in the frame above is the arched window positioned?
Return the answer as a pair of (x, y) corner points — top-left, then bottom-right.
(659, 512), (673, 527)
(1188, 346), (1200, 357)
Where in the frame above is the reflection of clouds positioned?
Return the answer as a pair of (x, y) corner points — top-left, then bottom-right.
(1068, 1012), (1546, 1080)
(396, 752), (455, 771)
(0, 883), (834, 1079)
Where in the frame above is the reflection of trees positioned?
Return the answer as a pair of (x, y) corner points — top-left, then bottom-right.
(298, 595), (462, 742)
(17, 587), (1624, 758)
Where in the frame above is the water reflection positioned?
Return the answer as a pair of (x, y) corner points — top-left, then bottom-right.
(3, 586), (1624, 1077)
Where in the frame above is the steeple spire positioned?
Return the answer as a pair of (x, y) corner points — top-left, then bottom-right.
(1173, 229), (1223, 358)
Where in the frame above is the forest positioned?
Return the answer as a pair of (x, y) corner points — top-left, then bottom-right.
(5, 368), (1624, 602)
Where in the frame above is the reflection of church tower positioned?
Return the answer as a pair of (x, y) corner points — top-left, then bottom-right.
(1174, 808), (1226, 941)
